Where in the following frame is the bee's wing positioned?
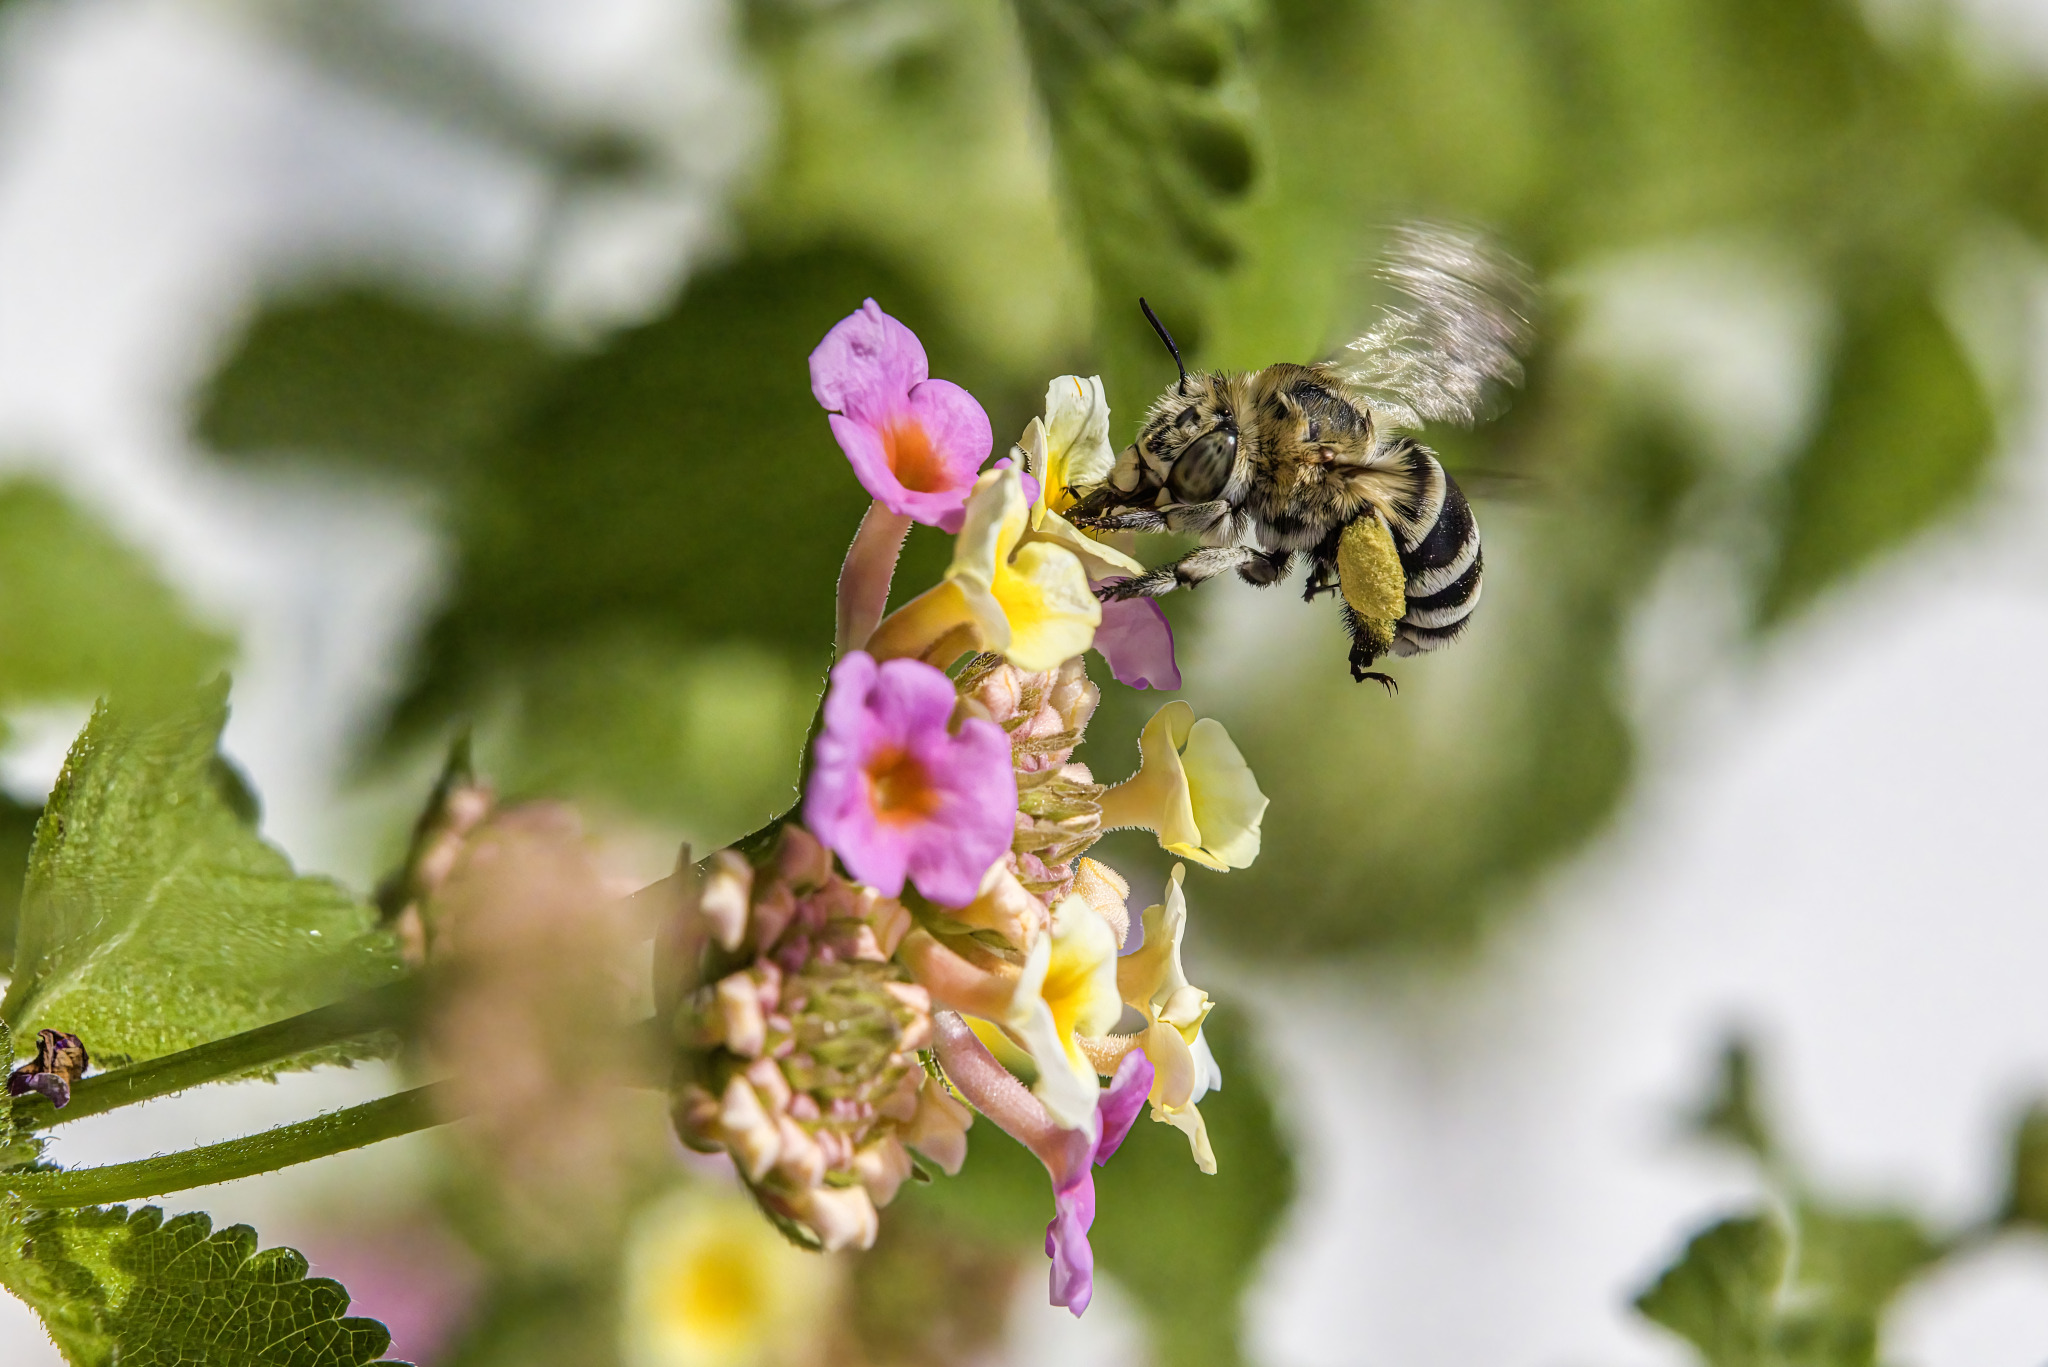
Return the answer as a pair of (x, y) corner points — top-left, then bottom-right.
(1336, 223), (1534, 432)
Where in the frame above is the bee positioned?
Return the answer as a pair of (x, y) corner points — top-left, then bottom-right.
(1068, 224), (1532, 691)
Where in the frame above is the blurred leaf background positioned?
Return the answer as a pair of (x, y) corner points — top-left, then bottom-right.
(1, 0), (2046, 1361)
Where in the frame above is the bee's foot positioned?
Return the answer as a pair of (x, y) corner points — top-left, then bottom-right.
(1352, 669), (1398, 694)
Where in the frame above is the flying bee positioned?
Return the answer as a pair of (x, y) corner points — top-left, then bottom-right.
(1067, 224), (1533, 690)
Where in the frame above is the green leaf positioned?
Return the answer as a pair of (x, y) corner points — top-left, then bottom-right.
(1635, 1205), (1938, 1367)
(1776, 1206), (1937, 1367)
(1636, 1216), (1787, 1367)
(2000, 1102), (2048, 1226)
(1760, 287), (1995, 623)
(195, 287), (554, 478)
(0, 680), (404, 1067)
(0, 1203), (399, 1366)
(1007, 0), (1256, 414)
(1688, 1034), (1776, 1162)
(0, 479), (231, 709)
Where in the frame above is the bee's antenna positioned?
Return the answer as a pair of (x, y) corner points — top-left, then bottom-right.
(1139, 297), (1189, 395)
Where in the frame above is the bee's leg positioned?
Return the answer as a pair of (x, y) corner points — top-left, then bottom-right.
(1340, 603), (1399, 694)
(1097, 546), (1259, 601)
(1160, 500), (1234, 536)
(1073, 508), (1171, 533)
(1236, 549), (1292, 587)
(1301, 533), (1344, 601)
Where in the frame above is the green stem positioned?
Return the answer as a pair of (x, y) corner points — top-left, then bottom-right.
(11, 978), (422, 1131)
(2, 1083), (453, 1208)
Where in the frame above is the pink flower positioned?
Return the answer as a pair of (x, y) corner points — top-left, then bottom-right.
(811, 299), (995, 533)
(1092, 589), (1181, 690)
(805, 651), (1017, 906)
(1046, 1049), (1154, 1315)
(931, 1011), (1154, 1317)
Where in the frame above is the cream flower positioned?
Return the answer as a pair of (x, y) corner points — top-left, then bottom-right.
(866, 466), (1100, 671)
(1116, 865), (1221, 1173)
(1014, 376), (1144, 582)
(620, 1187), (833, 1367)
(1097, 701), (1267, 870)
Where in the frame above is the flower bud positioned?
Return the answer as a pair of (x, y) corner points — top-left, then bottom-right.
(671, 825), (955, 1249)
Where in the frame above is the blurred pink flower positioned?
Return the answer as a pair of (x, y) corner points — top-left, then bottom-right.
(1092, 590), (1180, 690)
(811, 299), (994, 533)
(805, 650), (1016, 906)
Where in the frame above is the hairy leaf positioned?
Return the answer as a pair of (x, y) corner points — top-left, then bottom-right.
(0, 681), (404, 1066)
(0, 1203), (398, 1366)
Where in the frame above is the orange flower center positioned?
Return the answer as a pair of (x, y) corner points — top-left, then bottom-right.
(866, 747), (940, 825)
(884, 419), (951, 494)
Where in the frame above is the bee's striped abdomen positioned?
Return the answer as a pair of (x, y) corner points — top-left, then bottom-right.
(1392, 454), (1482, 656)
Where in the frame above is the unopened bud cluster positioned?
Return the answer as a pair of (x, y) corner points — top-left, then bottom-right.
(958, 654), (1105, 901)
(671, 827), (970, 1252)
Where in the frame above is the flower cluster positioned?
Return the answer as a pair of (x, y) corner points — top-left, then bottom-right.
(664, 301), (1268, 1313)
(671, 826), (972, 1252)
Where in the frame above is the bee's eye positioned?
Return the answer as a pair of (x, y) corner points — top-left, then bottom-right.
(1169, 428), (1237, 502)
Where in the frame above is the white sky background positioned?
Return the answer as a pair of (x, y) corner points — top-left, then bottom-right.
(1, 1), (2048, 1365)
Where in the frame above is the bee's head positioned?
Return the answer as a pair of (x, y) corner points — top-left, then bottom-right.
(1159, 380), (1239, 503)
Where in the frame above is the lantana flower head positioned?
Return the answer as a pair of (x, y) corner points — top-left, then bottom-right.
(866, 466), (1100, 672)
(811, 299), (994, 533)
(805, 650), (1016, 907)
(1098, 700), (1267, 870)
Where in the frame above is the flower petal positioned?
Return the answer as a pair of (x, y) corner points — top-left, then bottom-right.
(1046, 1174), (1097, 1315)
(1095, 1048), (1154, 1165)
(810, 298), (927, 424)
(1031, 508), (1146, 579)
(1092, 592), (1180, 690)
(995, 541), (1100, 671)
(1180, 718), (1268, 869)
(1139, 1019), (1197, 1111)
(902, 378), (994, 530)
(1097, 701), (1204, 859)
(1040, 375), (1115, 513)
(1155, 1100), (1217, 1175)
(804, 652), (1018, 903)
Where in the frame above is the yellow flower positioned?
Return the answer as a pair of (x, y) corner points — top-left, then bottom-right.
(620, 1188), (833, 1367)
(866, 465), (1100, 671)
(1116, 865), (1221, 1173)
(1002, 895), (1125, 1127)
(1013, 376), (1145, 582)
(1097, 700), (1267, 870)
(899, 894), (1121, 1130)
